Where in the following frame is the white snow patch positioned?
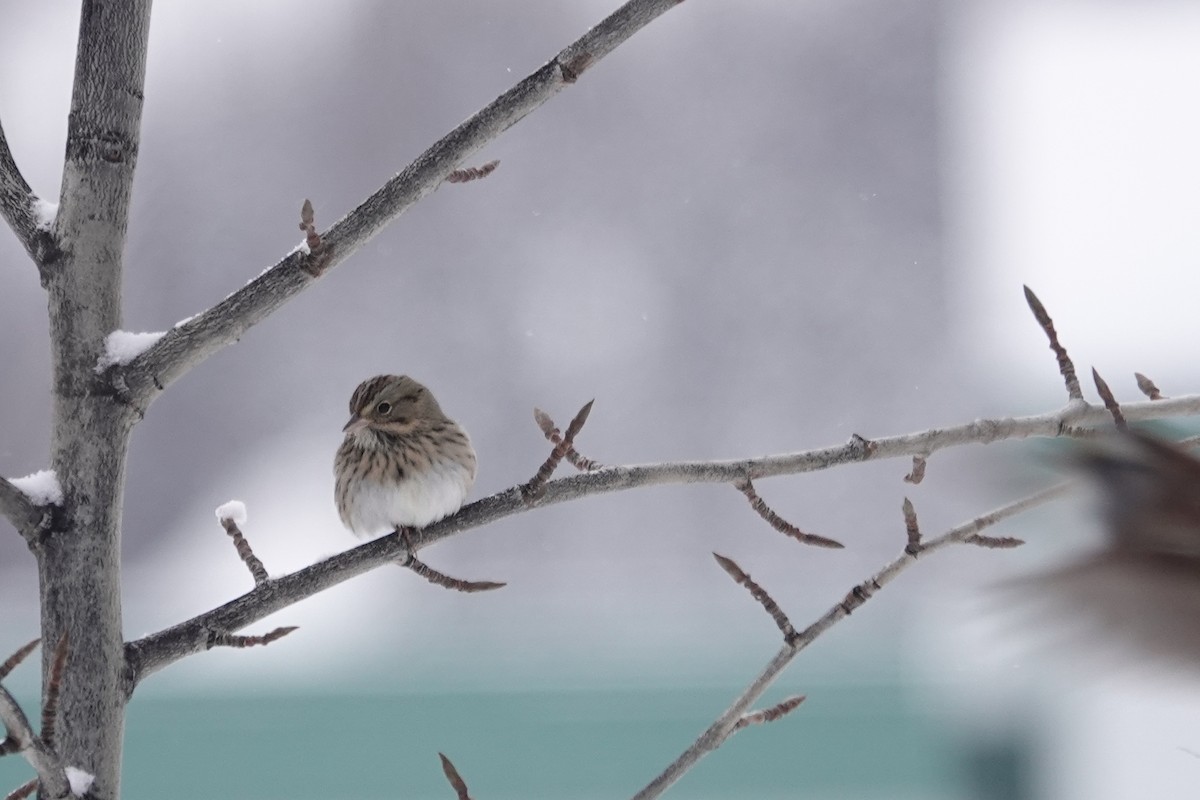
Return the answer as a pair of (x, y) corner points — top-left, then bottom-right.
(96, 330), (165, 370)
(174, 313), (197, 328)
(65, 766), (94, 797)
(292, 239), (311, 256)
(10, 470), (63, 505)
(215, 500), (248, 525)
(32, 197), (58, 231)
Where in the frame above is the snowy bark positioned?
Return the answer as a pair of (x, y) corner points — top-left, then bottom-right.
(35, 1), (152, 797)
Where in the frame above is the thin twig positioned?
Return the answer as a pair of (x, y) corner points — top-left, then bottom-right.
(0, 479), (47, 544)
(902, 497), (921, 555)
(0, 688), (67, 797)
(534, 408), (603, 472)
(903, 455), (927, 485)
(712, 553), (797, 643)
(1092, 368), (1127, 430)
(404, 556), (506, 593)
(965, 534), (1025, 549)
(0, 117), (56, 266)
(208, 626), (298, 649)
(298, 198), (322, 254)
(1135, 372), (1163, 400)
(219, 517), (270, 586)
(123, 398), (1200, 689)
(111, 0), (692, 408)
(735, 478), (843, 548)
(522, 400), (594, 502)
(733, 695), (806, 731)
(631, 481), (1069, 800)
(39, 635), (68, 750)
(1024, 285), (1083, 401)
(0, 640), (38, 684)
(439, 753), (473, 800)
(445, 160), (499, 184)
(4, 779), (35, 800)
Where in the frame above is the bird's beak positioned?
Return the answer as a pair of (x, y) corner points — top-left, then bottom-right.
(342, 414), (368, 435)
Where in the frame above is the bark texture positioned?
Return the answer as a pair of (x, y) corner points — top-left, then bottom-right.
(36, 2), (153, 797)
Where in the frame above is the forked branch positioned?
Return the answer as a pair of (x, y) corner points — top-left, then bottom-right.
(631, 481), (1070, 800)
(0, 639), (69, 798)
(107, 0), (692, 409)
(122, 394), (1200, 692)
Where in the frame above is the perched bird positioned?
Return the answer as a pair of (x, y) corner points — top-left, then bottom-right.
(334, 375), (477, 538)
(1030, 429), (1200, 668)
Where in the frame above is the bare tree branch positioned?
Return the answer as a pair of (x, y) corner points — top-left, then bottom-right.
(1091, 368), (1127, 429)
(39, 636), (68, 751)
(218, 516), (269, 587)
(0, 478), (47, 543)
(122, 396), (1200, 691)
(0, 118), (58, 268)
(208, 627), (298, 650)
(108, 0), (691, 409)
(522, 400), (594, 501)
(631, 481), (1071, 800)
(712, 553), (797, 642)
(1024, 285), (1083, 401)
(439, 752), (474, 800)
(0, 640), (69, 798)
(402, 554), (506, 593)
(1135, 372), (1163, 400)
(445, 159), (500, 184)
(733, 695), (806, 730)
(4, 778), (36, 800)
(735, 477), (842, 548)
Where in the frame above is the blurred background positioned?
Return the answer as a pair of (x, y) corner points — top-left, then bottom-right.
(2, 0), (1200, 797)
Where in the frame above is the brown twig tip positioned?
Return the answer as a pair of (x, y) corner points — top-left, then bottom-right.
(903, 455), (927, 485)
(439, 752), (473, 800)
(522, 399), (597, 502)
(406, 556), (506, 593)
(735, 478), (843, 549)
(218, 516), (270, 586)
(902, 497), (922, 555)
(533, 406), (603, 473)
(0, 639), (39, 683)
(209, 626), (299, 649)
(1023, 285), (1083, 401)
(1135, 372), (1164, 400)
(733, 695), (807, 731)
(965, 534), (1025, 550)
(298, 198), (322, 250)
(39, 634), (68, 749)
(712, 553), (798, 643)
(5, 779), (36, 800)
(1092, 368), (1127, 429)
(446, 159), (500, 184)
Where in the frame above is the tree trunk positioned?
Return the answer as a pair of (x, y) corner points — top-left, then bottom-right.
(36, 2), (153, 796)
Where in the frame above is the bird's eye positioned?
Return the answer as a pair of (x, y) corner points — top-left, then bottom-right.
(376, 401), (392, 415)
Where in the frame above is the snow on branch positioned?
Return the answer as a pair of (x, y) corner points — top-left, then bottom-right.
(0, 117), (60, 268)
(103, 0), (691, 410)
(8, 471), (63, 507)
(96, 330), (166, 371)
(215, 500), (268, 585)
(0, 477), (50, 541)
